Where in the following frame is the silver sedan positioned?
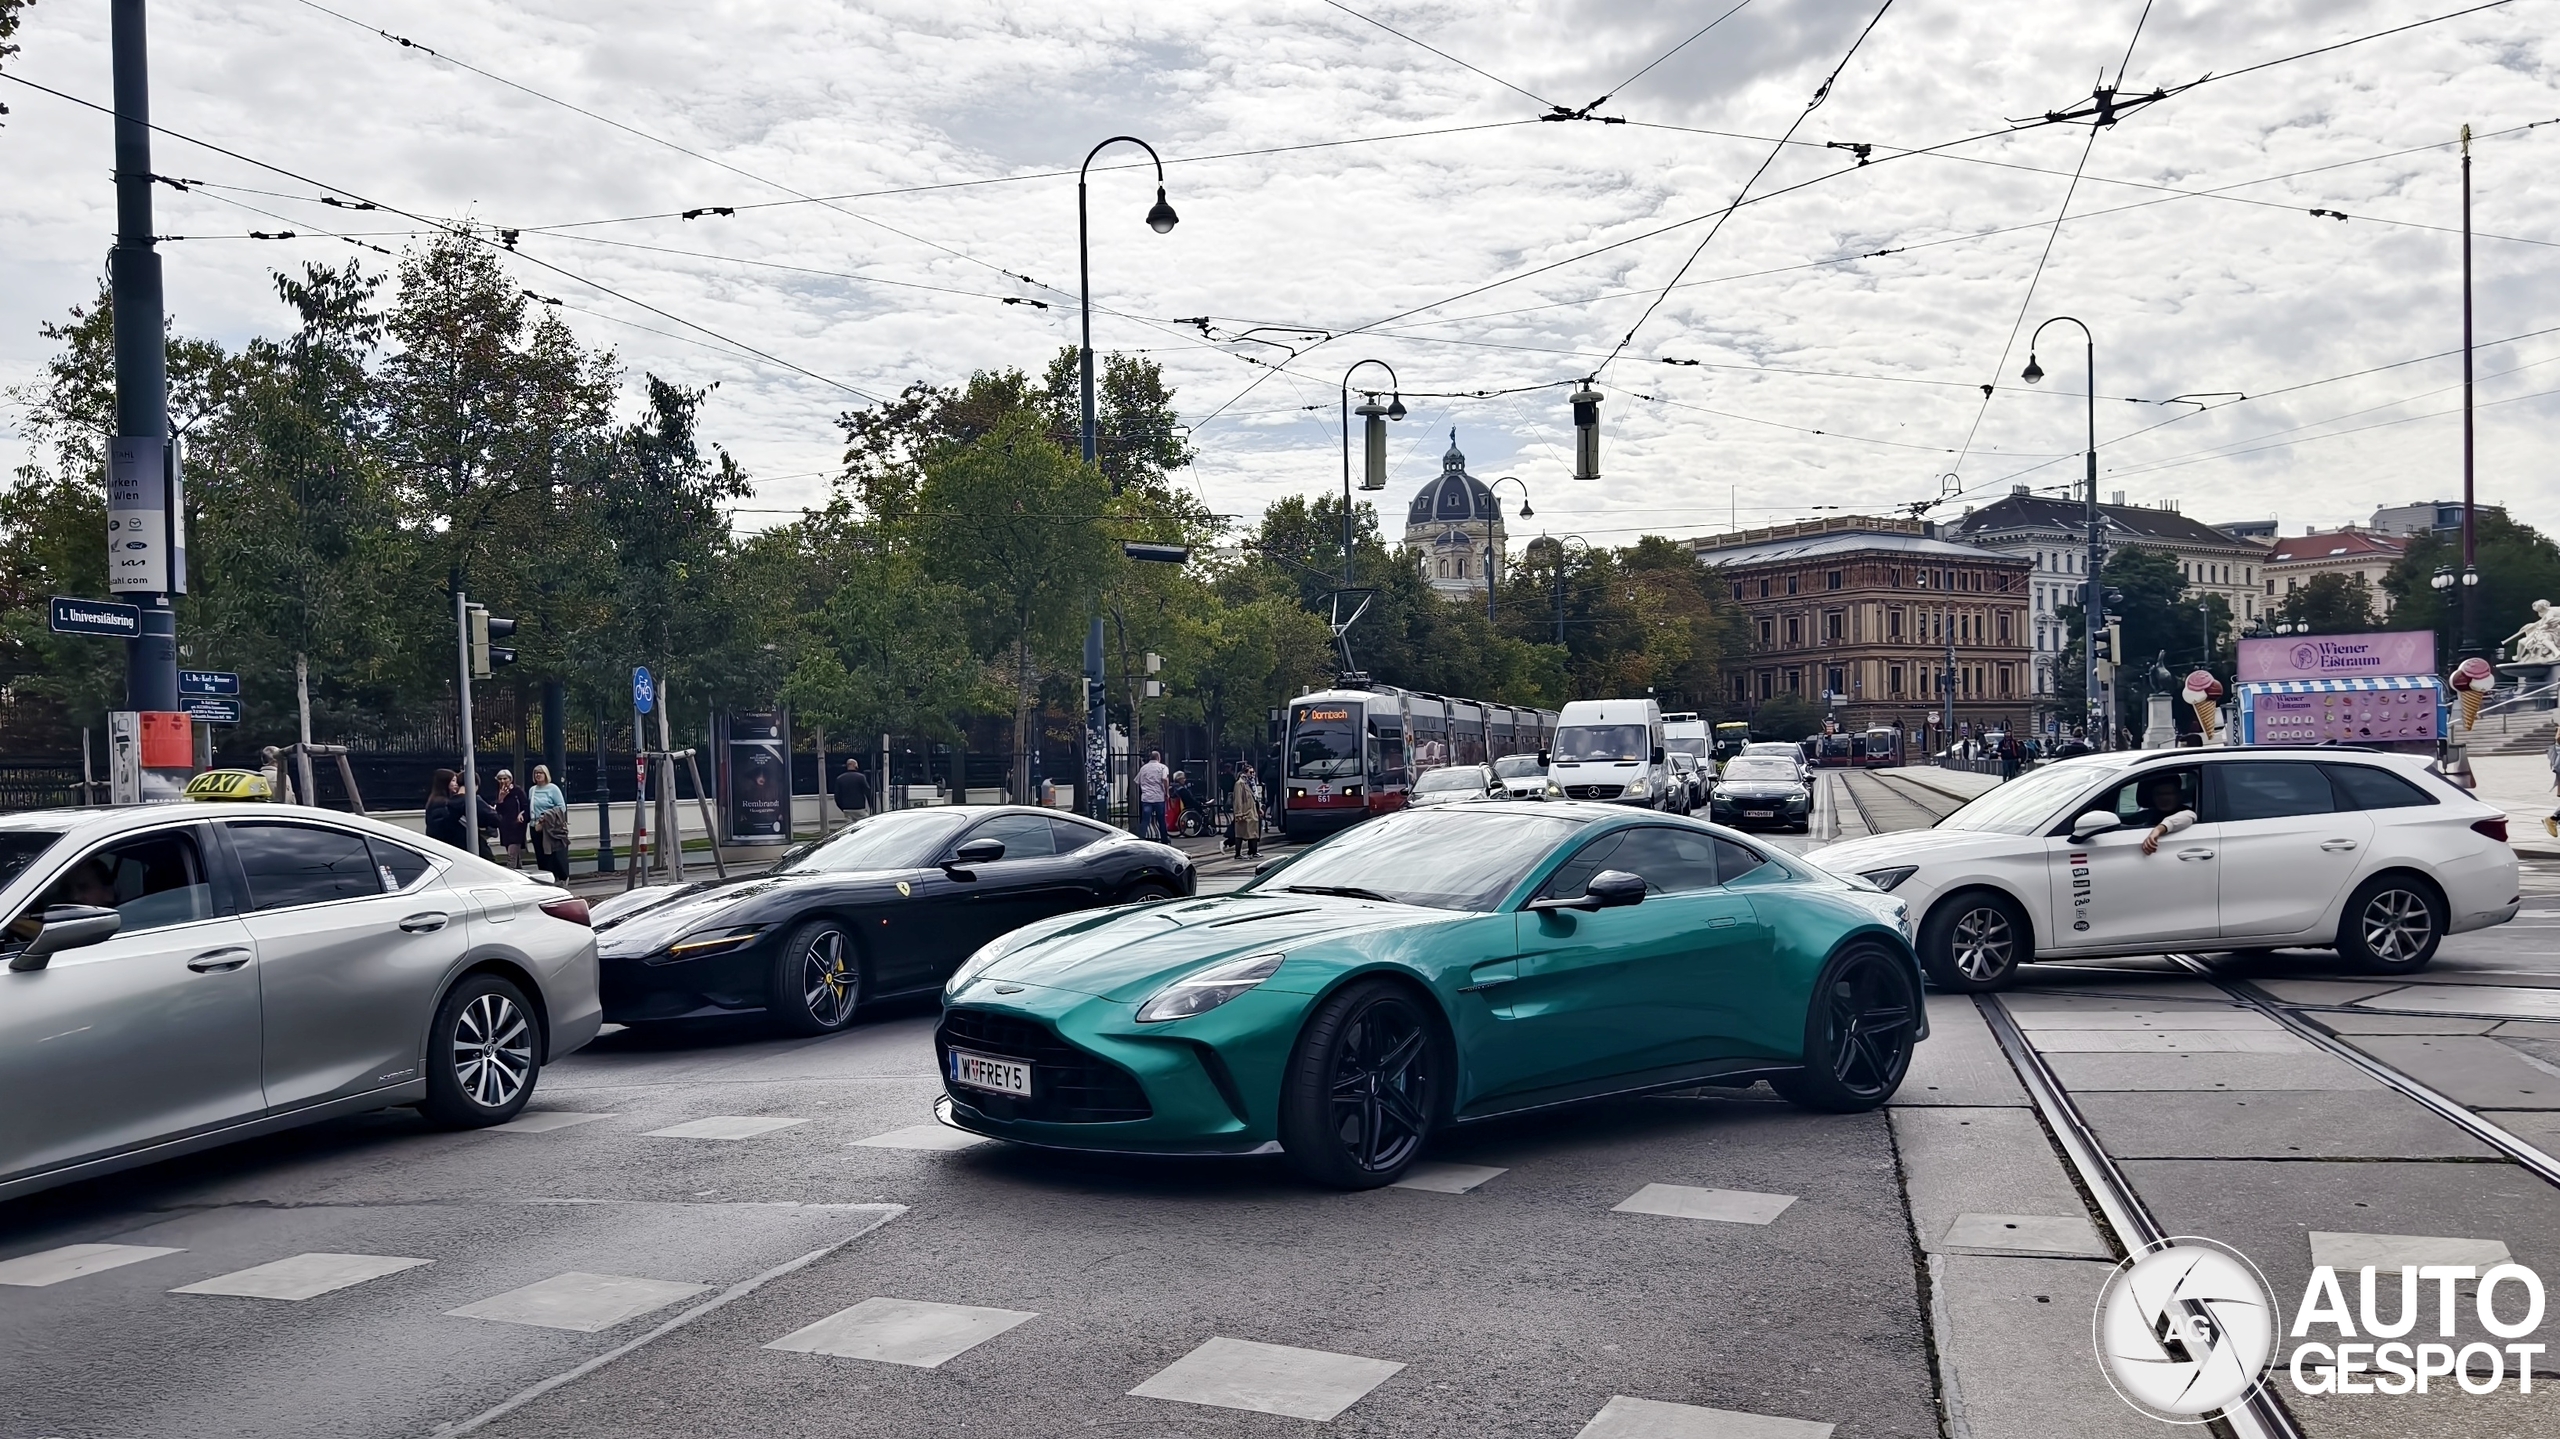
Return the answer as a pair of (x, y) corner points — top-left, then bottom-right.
(0, 803), (600, 1201)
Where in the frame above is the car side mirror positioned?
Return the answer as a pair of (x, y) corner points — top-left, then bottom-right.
(1529, 868), (1648, 913)
(2069, 811), (2122, 841)
(942, 836), (1006, 879)
(1652, 746), (1666, 765)
(1537, 750), (1550, 766)
(9, 904), (121, 972)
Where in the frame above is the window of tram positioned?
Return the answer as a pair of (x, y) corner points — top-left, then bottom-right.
(1368, 718), (1406, 786)
(1291, 708), (1363, 781)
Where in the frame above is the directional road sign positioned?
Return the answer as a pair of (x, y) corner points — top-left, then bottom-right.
(633, 666), (656, 715)
(178, 669), (240, 697)
(49, 596), (141, 638)
(181, 698), (242, 726)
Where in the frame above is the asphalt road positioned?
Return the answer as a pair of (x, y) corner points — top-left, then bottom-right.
(7, 775), (2559, 1438)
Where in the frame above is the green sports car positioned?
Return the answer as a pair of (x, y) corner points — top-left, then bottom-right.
(934, 802), (1927, 1188)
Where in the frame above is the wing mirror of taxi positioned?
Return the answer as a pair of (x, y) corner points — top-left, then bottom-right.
(2069, 811), (2123, 841)
(1530, 869), (1648, 913)
(9, 904), (121, 972)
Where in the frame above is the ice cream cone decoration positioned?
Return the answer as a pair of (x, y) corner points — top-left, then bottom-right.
(2452, 656), (2497, 732)
(2181, 670), (2225, 743)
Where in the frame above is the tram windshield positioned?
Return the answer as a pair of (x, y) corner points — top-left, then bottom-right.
(1290, 706), (1364, 780)
(1553, 725), (1649, 762)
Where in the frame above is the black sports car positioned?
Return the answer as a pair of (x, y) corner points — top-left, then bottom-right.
(589, 806), (1193, 1033)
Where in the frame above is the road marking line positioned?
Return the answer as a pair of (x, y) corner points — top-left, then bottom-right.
(446, 1272), (713, 1332)
(1576, 1394), (1834, 1438)
(487, 1111), (615, 1134)
(766, 1296), (1036, 1367)
(1129, 1336), (1405, 1422)
(1389, 1162), (1507, 1194)
(172, 1253), (431, 1300)
(2307, 1231), (2511, 1272)
(1612, 1184), (1797, 1225)
(852, 1124), (988, 1151)
(641, 1116), (808, 1140)
(0, 1243), (184, 1288)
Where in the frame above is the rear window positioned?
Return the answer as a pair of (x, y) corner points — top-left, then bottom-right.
(369, 837), (433, 891)
(2322, 764), (2436, 812)
(231, 822), (386, 910)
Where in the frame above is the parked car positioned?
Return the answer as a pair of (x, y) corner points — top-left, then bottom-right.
(590, 806), (1192, 1032)
(1409, 763), (1500, 807)
(935, 803), (1919, 1187)
(1808, 749), (2519, 991)
(1492, 753), (1550, 800)
(0, 804), (600, 1202)
(1710, 756), (1813, 831)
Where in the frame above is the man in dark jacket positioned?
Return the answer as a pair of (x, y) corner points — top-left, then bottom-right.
(831, 758), (874, 820)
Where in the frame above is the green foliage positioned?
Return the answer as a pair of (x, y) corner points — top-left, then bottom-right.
(1751, 693), (1824, 739)
(0, 0), (29, 125)
(2276, 572), (2379, 634)
(2051, 546), (2233, 735)
(2381, 512), (2560, 661)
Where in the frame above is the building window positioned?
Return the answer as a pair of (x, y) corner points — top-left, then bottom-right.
(1889, 567), (1902, 587)
(1999, 665), (2013, 697)
(1733, 582), (1745, 600)
(1786, 668), (1802, 693)
(1786, 616), (1803, 646)
(1759, 670), (1775, 700)
(1759, 618), (1774, 648)
(1786, 574), (1799, 595)
(1998, 611), (2012, 644)
(1732, 674), (1748, 702)
(1826, 570), (1843, 591)
(1826, 666), (1845, 696)
(1824, 611), (1844, 642)
(1889, 664), (1905, 695)
(1888, 608), (1904, 640)
(1759, 578), (1771, 598)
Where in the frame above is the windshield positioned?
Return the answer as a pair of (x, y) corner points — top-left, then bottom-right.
(1665, 737), (1710, 759)
(1249, 808), (1589, 911)
(1493, 755), (1544, 779)
(774, 809), (973, 873)
(1934, 763), (2111, 835)
(1415, 768), (1483, 793)
(1721, 759), (1797, 783)
(1290, 707), (1363, 779)
(1743, 744), (1798, 760)
(1554, 725), (1648, 762)
(0, 831), (63, 892)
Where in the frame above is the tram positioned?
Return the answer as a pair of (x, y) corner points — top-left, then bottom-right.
(1279, 684), (1560, 840)
(1857, 726), (1903, 768)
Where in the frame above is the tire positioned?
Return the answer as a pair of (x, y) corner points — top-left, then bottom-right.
(1920, 889), (2029, 991)
(2336, 874), (2444, 974)
(1772, 943), (1922, 1113)
(1121, 880), (1181, 905)
(421, 973), (540, 1128)
(768, 919), (864, 1036)
(1278, 979), (1443, 1189)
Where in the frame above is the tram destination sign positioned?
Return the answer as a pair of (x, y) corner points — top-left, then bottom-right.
(49, 596), (141, 638)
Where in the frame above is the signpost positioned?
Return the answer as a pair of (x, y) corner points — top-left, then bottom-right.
(49, 596), (141, 638)
(633, 666), (656, 714)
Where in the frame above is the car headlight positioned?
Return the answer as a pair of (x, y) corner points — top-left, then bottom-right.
(1858, 866), (1919, 893)
(1625, 777), (1650, 797)
(1546, 780), (1565, 797)
(660, 923), (768, 962)
(1135, 952), (1285, 1023)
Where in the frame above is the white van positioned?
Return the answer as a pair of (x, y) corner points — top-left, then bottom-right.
(1546, 698), (1670, 808)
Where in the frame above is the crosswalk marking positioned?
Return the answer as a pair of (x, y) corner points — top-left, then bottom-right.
(2307, 1231), (2511, 1272)
(488, 1111), (616, 1134)
(1390, 1162), (1507, 1194)
(766, 1297), (1037, 1367)
(1576, 1395), (1835, 1438)
(1612, 1184), (1797, 1225)
(642, 1116), (808, 1141)
(851, 1124), (989, 1151)
(171, 1253), (432, 1300)
(446, 1271), (713, 1332)
(0, 1243), (185, 1288)
(1129, 1336), (1405, 1422)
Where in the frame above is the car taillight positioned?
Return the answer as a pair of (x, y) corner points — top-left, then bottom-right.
(540, 896), (592, 926)
(2472, 817), (2509, 843)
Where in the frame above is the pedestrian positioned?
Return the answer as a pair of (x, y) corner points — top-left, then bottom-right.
(1136, 749), (1170, 840)
(2544, 720), (2560, 839)
(1040, 774), (1058, 809)
(1167, 770), (1188, 838)
(831, 757), (873, 822)
(423, 768), (470, 850)
(1998, 735), (2021, 781)
(1230, 762), (1263, 859)
(489, 770), (529, 869)
(528, 764), (571, 881)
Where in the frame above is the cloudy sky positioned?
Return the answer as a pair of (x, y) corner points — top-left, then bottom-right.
(2, 0), (2553, 550)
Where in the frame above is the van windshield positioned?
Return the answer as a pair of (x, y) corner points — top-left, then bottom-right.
(1554, 725), (1648, 762)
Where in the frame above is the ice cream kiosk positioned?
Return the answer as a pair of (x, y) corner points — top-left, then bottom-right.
(2232, 631), (2445, 749)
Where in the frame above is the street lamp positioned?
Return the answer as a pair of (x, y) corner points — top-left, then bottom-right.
(1532, 534), (1595, 646)
(1340, 360), (1404, 587)
(2023, 316), (2102, 747)
(1483, 477), (1534, 623)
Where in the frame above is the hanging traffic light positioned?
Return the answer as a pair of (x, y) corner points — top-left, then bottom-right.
(1570, 383), (1602, 482)
(1356, 395), (1392, 490)
(467, 604), (519, 679)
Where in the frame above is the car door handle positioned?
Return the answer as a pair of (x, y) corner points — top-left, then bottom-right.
(399, 912), (450, 933)
(2176, 848), (2215, 861)
(2321, 839), (2359, 852)
(1457, 976), (1516, 994)
(187, 947), (252, 973)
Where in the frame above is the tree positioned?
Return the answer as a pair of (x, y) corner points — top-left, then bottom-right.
(1040, 348), (1196, 498)
(0, 0), (30, 127)
(2276, 572), (2378, 635)
(2382, 512), (2560, 661)
(1753, 693), (1824, 738)
(2053, 547), (2233, 738)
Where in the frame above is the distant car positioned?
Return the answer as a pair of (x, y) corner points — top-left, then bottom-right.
(1711, 756), (1813, 831)
(936, 803), (1920, 1188)
(1666, 752), (1705, 813)
(1492, 753), (1550, 800)
(1409, 764), (1500, 807)
(1742, 741), (1813, 783)
(0, 804), (601, 1202)
(1808, 749), (2519, 991)
(590, 807), (1192, 1033)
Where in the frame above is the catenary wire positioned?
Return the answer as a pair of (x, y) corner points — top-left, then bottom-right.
(1315, 0), (1559, 110)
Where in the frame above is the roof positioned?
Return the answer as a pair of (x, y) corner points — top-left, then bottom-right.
(1406, 431), (1499, 527)
(2267, 529), (2407, 565)
(1951, 493), (2271, 554)
(1693, 527), (2026, 569)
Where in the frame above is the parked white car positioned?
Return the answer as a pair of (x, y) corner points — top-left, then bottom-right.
(1808, 749), (2518, 990)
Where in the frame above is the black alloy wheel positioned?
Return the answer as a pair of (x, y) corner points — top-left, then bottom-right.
(421, 973), (540, 1128)
(2337, 875), (2444, 974)
(770, 919), (863, 1036)
(1280, 979), (1440, 1188)
(1773, 944), (1920, 1113)
(1920, 889), (2027, 991)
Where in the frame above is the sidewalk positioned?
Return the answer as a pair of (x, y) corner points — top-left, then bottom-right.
(2470, 752), (2560, 859)
(1880, 765), (2005, 804)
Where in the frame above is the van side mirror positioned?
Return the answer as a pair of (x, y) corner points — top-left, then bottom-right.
(9, 904), (121, 972)
(1652, 746), (1666, 765)
(2069, 811), (2122, 841)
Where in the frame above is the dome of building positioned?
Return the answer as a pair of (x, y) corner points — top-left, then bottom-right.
(1406, 430), (1498, 527)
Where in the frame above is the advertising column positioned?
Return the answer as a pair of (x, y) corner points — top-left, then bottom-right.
(725, 712), (789, 845)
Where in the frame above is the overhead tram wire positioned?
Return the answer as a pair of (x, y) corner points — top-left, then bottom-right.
(0, 72), (887, 406)
(1315, 0), (1560, 110)
(1544, 1), (1752, 122)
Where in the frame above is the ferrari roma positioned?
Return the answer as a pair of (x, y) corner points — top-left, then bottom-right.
(592, 806), (1191, 1033)
(934, 802), (1924, 1188)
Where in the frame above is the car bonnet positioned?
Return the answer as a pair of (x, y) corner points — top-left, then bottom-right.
(962, 891), (1446, 1002)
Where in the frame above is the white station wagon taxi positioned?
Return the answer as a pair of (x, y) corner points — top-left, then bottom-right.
(1810, 748), (2518, 990)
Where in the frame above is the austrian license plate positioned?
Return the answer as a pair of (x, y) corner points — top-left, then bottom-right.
(1744, 810), (1774, 819)
(948, 1048), (1032, 1097)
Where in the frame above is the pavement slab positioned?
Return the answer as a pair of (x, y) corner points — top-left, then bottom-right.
(2008, 1009), (2275, 1030)
(2337, 1036), (2560, 1108)
(1574, 1394), (1835, 1438)
(2250, 979), (2412, 1006)
(1928, 1254), (2159, 1439)
(1937, 1213), (2109, 1259)
(446, 1271), (717, 1332)
(1612, 1184), (1799, 1225)
(639, 1116), (811, 1141)
(485, 1111), (617, 1134)
(2024, 1029), (2317, 1053)
(0, 1242), (185, 1288)
(1128, 1335), (1407, 1421)
(1891, 1108), (2105, 1260)
(764, 1296), (1038, 1368)
(2312, 1014), (2507, 1035)
(2042, 1051), (2382, 1091)
(849, 1123), (989, 1151)
(2354, 986), (2560, 1020)
(1894, 993), (2028, 1106)
(2074, 1090), (2498, 1160)
(1390, 1162), (1508, 1194)
(2304, 1231), (2512, 1271)
(171, 1252), (433, 1301)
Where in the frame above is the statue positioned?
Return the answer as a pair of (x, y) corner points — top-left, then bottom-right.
(2502, 599), (2560, 666)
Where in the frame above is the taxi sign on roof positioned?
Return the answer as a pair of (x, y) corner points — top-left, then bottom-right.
(183, 769), (273, 802)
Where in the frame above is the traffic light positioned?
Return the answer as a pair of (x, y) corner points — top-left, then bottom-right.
(1570, 383), (1602, 482)
(467, 604), (519, 679)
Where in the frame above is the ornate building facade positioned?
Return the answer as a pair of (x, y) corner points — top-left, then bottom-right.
(1402, 432), (1506, 599)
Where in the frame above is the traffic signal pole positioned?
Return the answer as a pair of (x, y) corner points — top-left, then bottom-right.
(455, 589), (479, 851)
(111, 0), (180, 713)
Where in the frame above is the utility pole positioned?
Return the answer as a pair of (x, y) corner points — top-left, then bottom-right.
(2459, 122), (2480, 658)
(110, 0), (180, 713)
(1941, 607), (1956, 747)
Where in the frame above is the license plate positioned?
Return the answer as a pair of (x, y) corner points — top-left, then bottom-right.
(948, 1048), (1031, 1097)
(1744, 810), (1774, 819)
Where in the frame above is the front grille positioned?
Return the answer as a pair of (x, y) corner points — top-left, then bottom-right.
(937, 1009), (1153, 1123)
(1564, 784), (1624, 800)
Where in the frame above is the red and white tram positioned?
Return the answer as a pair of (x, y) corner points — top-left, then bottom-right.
(1279, 685), (1560, 840)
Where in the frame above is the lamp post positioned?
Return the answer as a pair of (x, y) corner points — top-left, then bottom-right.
(1340, 360), (1405, 587)
(1077, 135), (1177, 823)
(1482, 477), (1534, 622)
(1533, 534), (1595, 646)
(2023, 317), (2101, 746)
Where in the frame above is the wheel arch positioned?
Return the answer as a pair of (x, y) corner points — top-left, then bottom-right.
(1919, 882), (2039, 957)
(447, 956), (553, 1064)
(2333, 865), (2449, 940)
(1291, 963), (1460, 1121)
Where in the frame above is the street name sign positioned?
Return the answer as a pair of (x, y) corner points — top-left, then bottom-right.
(182, 698), (242, 726)
(178, 669), (240, 697)
(49, 596), (141, 638)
